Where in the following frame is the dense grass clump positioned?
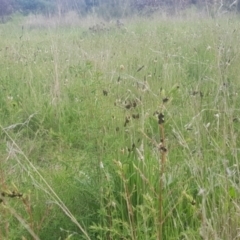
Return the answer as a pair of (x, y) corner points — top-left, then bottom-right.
(1, 13), (240, 239)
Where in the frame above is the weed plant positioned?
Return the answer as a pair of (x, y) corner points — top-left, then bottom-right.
(0, 12), (240, 239)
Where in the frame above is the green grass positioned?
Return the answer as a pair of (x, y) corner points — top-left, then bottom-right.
(1, 12), (240, 239)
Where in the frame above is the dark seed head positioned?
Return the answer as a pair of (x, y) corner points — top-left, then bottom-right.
(132, 113), (139, 119)
(103, 90), (108, 96)
(160, 146), (167, 152)
(124, 116), (131, 127)
(191, 199), (196, 205)
(158, 113), (165, 124)
(125, 103), (132, 109)
(163, 97), (169, 103)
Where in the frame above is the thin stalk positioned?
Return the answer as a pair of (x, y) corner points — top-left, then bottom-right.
(158, 113), (167, 240)
(115, 160), (136, 240)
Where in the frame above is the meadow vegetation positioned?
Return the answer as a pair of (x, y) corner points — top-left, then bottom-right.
(1, 11), (240, 239)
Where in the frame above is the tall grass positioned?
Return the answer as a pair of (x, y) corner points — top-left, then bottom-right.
(0, 12), (240, 239)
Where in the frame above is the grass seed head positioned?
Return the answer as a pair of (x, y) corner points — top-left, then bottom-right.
(158, 113), (165, 124)
(120, 65), (124, 70)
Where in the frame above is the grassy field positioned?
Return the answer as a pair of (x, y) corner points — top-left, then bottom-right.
(1, 12), (240, 240)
